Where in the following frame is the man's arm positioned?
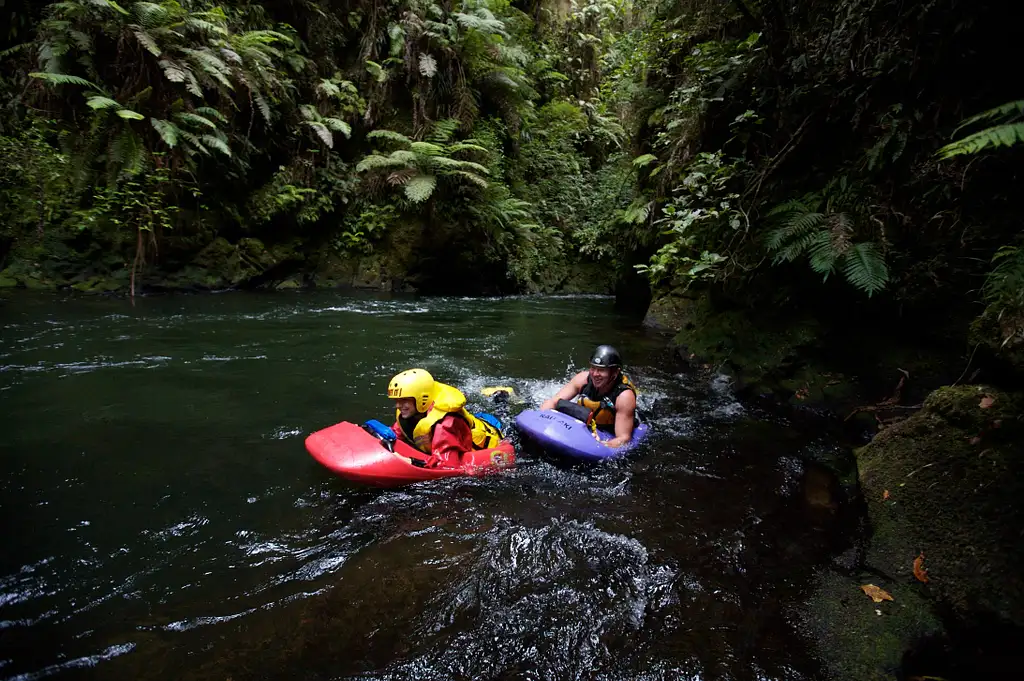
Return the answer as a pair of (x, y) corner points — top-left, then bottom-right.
(603, 390), (637, 448)
(539, 371), (590, 411)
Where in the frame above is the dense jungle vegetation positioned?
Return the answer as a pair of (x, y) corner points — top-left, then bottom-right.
(1, 0), (1021, 368)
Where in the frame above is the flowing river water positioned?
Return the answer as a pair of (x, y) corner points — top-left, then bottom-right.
(0, 292), (857, 680)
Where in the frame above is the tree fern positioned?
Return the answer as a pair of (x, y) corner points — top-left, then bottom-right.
(404, 174), (437, 202)
(449, 170), (488, 188)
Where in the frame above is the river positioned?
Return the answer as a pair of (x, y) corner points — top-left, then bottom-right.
(0, 291), (854, 680)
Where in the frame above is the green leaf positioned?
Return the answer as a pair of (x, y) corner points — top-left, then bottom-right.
(403, 174), (437, 202)
(201, 134), (232, 157)
(367, 129), (411, 146)
(305, 121), (333, 148)
(116, 109), (145, 120)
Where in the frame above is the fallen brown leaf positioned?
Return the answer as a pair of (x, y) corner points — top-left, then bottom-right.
(980, 395), (995, 409)
(969, 436), (981, 445)
(861, 584), (893, 603)
(883, 489), (891, 500)
(913, 553), (929, 583)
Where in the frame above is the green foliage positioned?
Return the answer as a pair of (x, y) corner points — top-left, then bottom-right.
(766, 184), (889, 297)
(335, 202), (397, 254)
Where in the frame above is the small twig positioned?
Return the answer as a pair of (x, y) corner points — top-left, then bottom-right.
(906, 462), (934, 478)
(952, 343), (981, 386)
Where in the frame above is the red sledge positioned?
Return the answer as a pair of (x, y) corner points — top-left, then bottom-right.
(305, 421), (516, 488)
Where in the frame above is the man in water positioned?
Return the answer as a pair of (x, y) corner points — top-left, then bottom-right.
(540, 344), (639, 448)
(387, 368), (502, 467)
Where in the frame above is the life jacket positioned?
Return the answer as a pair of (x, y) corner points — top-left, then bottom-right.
(574, 372), (638, 430)
(395, 382), (502, 454)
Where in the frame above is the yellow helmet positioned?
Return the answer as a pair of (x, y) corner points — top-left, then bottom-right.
(387, 368), (435, 413)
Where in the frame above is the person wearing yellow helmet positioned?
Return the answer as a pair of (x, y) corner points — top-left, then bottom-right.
(386, 368), (502, 468)
(539, 344), (638, 448)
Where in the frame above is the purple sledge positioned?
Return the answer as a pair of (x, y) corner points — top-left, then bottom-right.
(514, 408), (650, 462)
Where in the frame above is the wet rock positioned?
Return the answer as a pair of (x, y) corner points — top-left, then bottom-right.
(856, 384), (1024, 627)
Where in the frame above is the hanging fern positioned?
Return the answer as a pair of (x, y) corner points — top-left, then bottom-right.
(842, 243), (889, 297)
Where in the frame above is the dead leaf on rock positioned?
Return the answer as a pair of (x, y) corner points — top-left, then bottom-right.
(861, 584), (893, 603)
(980, 395), (995, 409)
(913, 553), (930, 583)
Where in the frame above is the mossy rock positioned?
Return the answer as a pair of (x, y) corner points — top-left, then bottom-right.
(856, 384), (1024, 627)
(799, 569), (943, 681)
(274, 278), (302, 290)
(0, 275), (18, 288)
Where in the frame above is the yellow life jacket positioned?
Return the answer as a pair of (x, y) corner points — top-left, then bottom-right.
(395, 382), (502, 454)
(575, 372), (638, 428)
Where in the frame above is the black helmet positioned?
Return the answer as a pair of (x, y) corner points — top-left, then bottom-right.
(589, 344), (622, 368)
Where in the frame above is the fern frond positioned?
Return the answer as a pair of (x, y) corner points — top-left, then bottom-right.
(632, 153), (658, 168)
(806, 231), (838, 277)
(955, 100), (1024, 134)
(842, 242), (889, 297)
(201, 134), (231, 156)
(356, 154), (409, 172)
(195, 106), (227, 123)
(322, 118), (351, 138)
(410, 141), (444, 156)
(419, 53), (437, 78)
(367, 129), (412, 146)
(86, 96), (121, 110)
(132, 29), (160, 56)
(434, 157), (489, 175)
(175, 112), (217, 130)
(765, 211), (825, 251)
(937, 122), (1024, 159)
(427, 119), (460, 144)
(254, 93), (271, 124)
(450, 170), (488, 188)
(305, 121), (333, 147)
(110, 128), (145, 177)
(29, 71), (98, 89)
(151, 118), (180, 147)
(298, 104), (318, 121)
(404, 174), (437, 202)
(446, 142), (488, 155)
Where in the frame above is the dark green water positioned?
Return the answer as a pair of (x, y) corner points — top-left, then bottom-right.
(1, 291), (851, 680)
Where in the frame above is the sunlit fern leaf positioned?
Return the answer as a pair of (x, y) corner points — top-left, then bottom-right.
(365, 60), (387, 83)
(86, 96), (121, 110)
(316, 79), (340, 99)
(151, 118), (179, 148)
(92, 0), (128, 16)
(404, 174), (437, 202)
(132, 29), (160, 56)
(298, 104), (317, 121)
(175, 112), (217, 130)
(410, 141), (443, 156)
(954, 100), (1024, 134)
(323, 118), (351, 138)
(632, 153), (658, 168)
(937, 123), (1024, 159)
(184, 70), (203, 96)
(201, 134), (231, 156)
(183, 48), (232, 89)
(29, 71), (98, 89)
(115, 108), (144, 120)
(449, 170), (488, 189)
(427, 119), (460, 144)
(220, 47), (242, 64)
(133, 1), (173, 26)
(442, 158), (489, 175)
(842, 242), (889, 297)
(180, 130), (209, 156)
(418, 53), (437, 78)
(158, 59), (187, 83)
(453, 10), (508, 38)
(305, 121), (333, 148)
